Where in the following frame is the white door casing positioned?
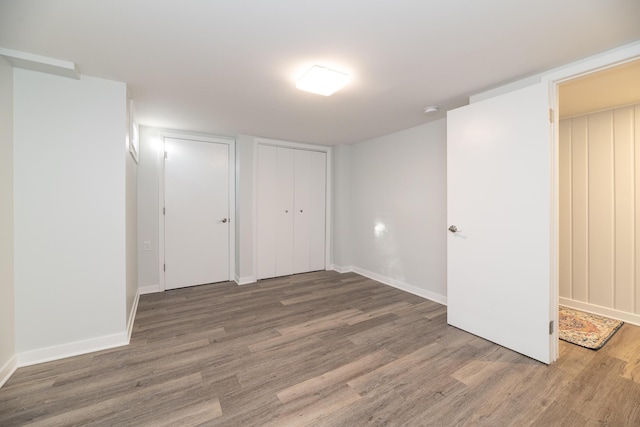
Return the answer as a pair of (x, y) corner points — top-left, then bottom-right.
(163, 136), (232, 290)
(447, 82), (553, 364)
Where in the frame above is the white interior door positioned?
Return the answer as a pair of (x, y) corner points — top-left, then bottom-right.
(275, 147), (295, 277)
(164, 137), (230, 290)
(447, 82), (554, 364)
(293, 149), (311, 274)
(309, 151), (327, 271)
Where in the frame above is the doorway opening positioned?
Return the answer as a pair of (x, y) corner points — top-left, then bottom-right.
(556, 58), (640, 352)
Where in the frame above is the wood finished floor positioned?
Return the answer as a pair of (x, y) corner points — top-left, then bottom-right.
(2, 271), (640, 426)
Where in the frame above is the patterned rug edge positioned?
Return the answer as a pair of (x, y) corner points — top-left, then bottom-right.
(558, 306), (624, 350)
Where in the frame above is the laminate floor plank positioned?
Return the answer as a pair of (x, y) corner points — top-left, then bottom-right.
(2, 270), (640, 426)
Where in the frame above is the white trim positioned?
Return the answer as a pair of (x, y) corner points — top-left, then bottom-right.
(253, 138), (333, 280)
(236, 276), (257, 286)
(0, 355), (18, 389)
(139, 284), (161, 295)
(127, 291), (140, 341)
(0, 47), (80, 80)
(17, 332), (128, 367)
(158, 131), (237, 291)
(331, 264), (353, 274)
(560, 297), (640, 327)
(541, 41), (640, 362)
(351, 266), (447, 306)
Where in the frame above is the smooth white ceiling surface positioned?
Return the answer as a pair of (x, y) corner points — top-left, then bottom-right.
(1, 1), (639, 145)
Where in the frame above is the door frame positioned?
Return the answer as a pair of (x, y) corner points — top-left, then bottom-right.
(542, 42), (640, 360)
(158, 131), (236, 291)
(252, 137), (333, 281)
(463, 41), (640, 362)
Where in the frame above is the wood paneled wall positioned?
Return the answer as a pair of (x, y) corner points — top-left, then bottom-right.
(560, 104), (640, 322)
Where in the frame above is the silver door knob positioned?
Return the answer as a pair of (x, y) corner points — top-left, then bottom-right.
(448, 225), (458, 233)
(221, 218), (228, 223)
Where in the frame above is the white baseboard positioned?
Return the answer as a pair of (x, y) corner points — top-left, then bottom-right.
(0, 354), (17, 389)
(127, 291), (140, 341)
(236, 276), (257, 285)
(331, 264), (354, 274)
(139, 284), (161, 295)
(559, 297), (640, 327)
(17, 331), (129, 367)
(351, 266), (447, 306)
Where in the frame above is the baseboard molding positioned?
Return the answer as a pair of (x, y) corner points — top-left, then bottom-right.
(127, 291), (140, 341)
(559, 297), (640, 327)
(236, 276), (257, 286)
(139, 284), (161, 295)
(331, 264), (354, 274)
(350, 266), (447, 306)
(17, 331), (129, 367)
(0, 354), (17, 389)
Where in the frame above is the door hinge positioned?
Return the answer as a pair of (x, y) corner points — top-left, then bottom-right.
(548, 108), (554, 123)
(549, 320), (554, 335)
(164, 151), (169, 159)
(163, 263), (166, 272)
(163, 207), (166, 215)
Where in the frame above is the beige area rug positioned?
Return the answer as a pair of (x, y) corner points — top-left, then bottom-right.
(558, 306), (623, 350)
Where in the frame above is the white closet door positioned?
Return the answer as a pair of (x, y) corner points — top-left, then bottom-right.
(164, 137), (229, 289)
(256, 145), (277, 280)
(293, 150), (311, 274)
(309, 151), (327, 271)
(275, 147), (295, 277)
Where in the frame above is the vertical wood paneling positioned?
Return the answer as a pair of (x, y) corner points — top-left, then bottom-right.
(636, 105), (640, 314)
(588, 110), (615, 308)
(559, 119), (572, 298)
(571, 116), (590, 302)
(614, 106), (635, 312)
(561, 103), (640, 316)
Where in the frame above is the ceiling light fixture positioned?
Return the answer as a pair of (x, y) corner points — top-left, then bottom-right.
(296, 65), (349, 96)
(424, 106), (440, 114)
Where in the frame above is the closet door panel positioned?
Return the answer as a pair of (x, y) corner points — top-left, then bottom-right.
(588, 110), (614, 308)
(257, 145), (278, 280)
(293, 150), (311, 274)
(275, 147), (295, 277)
(309, 152), (327, 271)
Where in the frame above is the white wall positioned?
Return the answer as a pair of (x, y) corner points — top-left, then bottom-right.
(331, 144), (352, 269)
(125, 96), (138, 331)
(0, 56), (16, 385)
(14, 69), (128, 361)
(137, 126), (162, 293)
(339, 119), (448, 303)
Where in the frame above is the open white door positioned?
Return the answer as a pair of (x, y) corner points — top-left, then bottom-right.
(164, 137), (230, 290)
(447, 82), (554, 364)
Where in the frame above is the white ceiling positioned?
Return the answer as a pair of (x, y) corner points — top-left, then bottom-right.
(1, 1), (639, 145)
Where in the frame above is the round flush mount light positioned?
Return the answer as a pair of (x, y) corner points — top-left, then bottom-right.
(423, 106), (440, 114)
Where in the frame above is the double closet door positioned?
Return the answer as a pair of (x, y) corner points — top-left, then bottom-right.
(257, 145), (326, 280)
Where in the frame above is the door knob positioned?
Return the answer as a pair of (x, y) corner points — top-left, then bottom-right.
(221, 218), (228, 223)
(448, 225), (458, 233)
